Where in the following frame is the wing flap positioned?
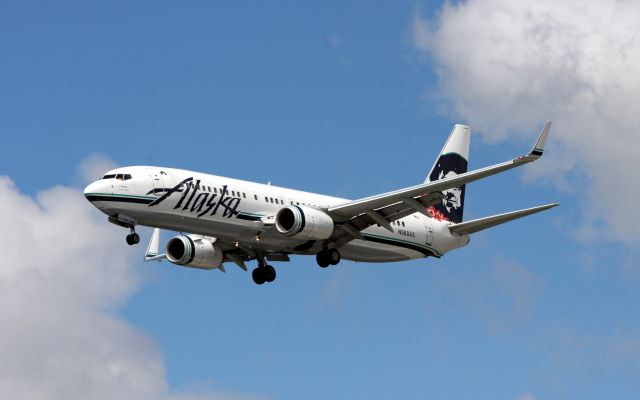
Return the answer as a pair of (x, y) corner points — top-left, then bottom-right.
(449, 203), (559, 235)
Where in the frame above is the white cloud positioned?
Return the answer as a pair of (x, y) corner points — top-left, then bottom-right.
(0, 175), (257, 400)
(413, 0), (640, 244)
(78, 153), (119, 184)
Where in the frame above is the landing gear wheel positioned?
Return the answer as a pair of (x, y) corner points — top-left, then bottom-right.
(252, 268), (266, 285)
(126, 233), (140, 245)
(316, 252), (330, 268)
(317, 249), (341, 268)
(327, 248), (341, 266)
(264, 265), (276, 283)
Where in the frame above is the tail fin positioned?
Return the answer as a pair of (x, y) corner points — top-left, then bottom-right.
(425, 124), (471, 223)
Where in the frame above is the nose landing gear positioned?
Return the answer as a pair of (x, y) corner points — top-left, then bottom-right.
(108, 215), (140, 246)
(126, 228), (140, 245)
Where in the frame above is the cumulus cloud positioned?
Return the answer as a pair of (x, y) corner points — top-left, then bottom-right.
(413, 0), (640, 244)
(78, 153), (119, 184)
(0, 175), (256, 400)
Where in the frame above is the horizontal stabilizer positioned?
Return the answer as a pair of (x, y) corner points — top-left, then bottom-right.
(449, 203), (559, 235)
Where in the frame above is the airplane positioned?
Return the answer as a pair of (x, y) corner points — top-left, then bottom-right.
(84, 122), (558, 285)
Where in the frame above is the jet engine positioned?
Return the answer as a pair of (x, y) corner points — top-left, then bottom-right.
(166, 235), (223, 270)
(275, 205), (334, 240)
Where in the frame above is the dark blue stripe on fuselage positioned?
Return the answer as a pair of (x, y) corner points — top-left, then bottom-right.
(361, 234), (436, 258)
(85, 194), (153, 205)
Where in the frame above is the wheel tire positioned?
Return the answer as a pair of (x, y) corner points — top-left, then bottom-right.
(252, 268), (266, 285)
(126, 234), (135, 245)
(264, 265), (276, 283)
(328, 249), (341, 266)
(132, 233), (140, 244)
(316, 252), (330, 268)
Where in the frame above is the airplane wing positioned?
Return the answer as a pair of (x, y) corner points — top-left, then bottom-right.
(328, 122), (551, 230)
(448, 203), (559, 235)
(143, 228), (166, 262)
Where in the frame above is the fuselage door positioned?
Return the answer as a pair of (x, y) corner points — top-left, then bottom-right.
(147, 168), (165, 196)
(426, 222), (433, 246)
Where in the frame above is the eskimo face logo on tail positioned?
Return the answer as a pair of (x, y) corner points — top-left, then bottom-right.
(439, 170), (463, 213)
(427, 153), (467, 223)
(148, 177), (241, 218)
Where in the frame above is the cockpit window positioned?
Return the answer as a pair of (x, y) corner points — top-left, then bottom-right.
(114, 174), (133, 180)
(103, 173), (132, 180)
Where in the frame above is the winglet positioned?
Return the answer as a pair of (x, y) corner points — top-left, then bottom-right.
(529, 121), (552, 157)
(144, 228), (166, 262)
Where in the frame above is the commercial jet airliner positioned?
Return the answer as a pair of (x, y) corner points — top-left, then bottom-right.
(84, 122), (558, 285)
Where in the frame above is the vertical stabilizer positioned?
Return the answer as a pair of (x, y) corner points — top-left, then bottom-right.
(425, 124), (471, 223)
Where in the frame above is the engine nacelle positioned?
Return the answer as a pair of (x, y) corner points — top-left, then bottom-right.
(166, 235), (223, 270)
(275, 205), (334, 240)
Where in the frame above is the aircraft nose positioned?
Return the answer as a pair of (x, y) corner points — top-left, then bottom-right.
(84, 180), (102, 198)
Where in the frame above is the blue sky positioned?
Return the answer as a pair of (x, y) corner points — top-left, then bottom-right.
(1, 1), (639, 399)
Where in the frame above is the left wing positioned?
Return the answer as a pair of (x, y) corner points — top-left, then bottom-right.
(143, 228), (166, 262)
(327, 122), (551, 225)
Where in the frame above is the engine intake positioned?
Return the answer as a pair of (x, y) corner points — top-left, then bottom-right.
(275, 205), (334, 240)
(166, 235), (223, 270)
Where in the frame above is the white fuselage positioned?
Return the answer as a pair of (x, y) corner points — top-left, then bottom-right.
(84, 166), (469, 263)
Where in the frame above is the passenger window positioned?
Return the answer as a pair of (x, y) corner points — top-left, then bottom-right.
(254, 194), (258, 200)
(265, 196), (268, 202)
(270, 198), (274, 203)
(243, 193), (246, 198)
(214, 187), (218, 193)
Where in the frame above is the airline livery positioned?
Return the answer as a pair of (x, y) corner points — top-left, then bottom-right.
(84, 123), (558, 285)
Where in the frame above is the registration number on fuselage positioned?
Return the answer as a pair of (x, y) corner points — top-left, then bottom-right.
(397, 229), (415, 238)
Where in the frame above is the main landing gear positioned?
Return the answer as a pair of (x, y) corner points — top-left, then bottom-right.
(252, 255), (276, 285)
(316, 248), (340, 268)
(125, 228), (140, 246)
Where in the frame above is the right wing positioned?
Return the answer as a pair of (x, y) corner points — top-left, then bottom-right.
(328, 122), (552, 226)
